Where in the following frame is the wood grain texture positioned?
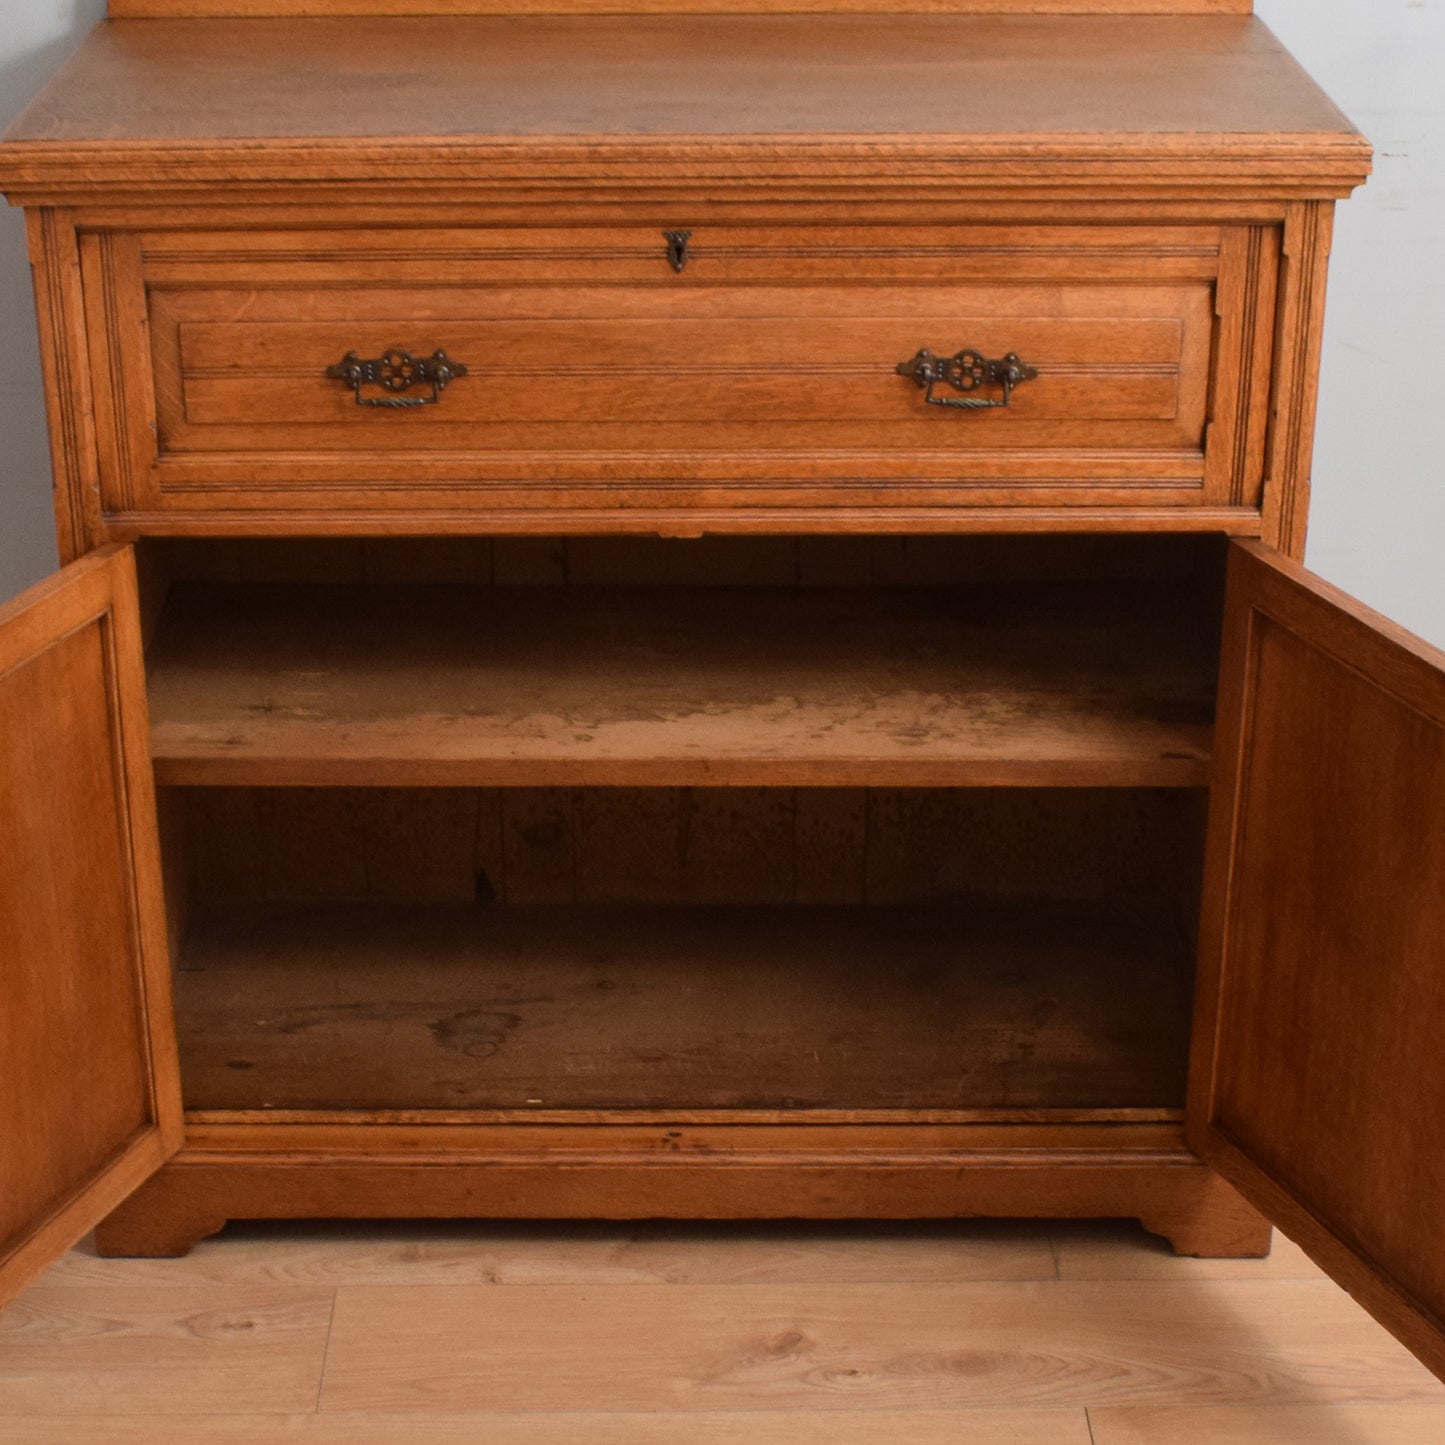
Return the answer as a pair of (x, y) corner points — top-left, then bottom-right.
(77, 232), (153, 518)
(2, 16), (1348, 143)
(0, 1410), (1091, 1444)
(15, 1218), (1445, 1439)
(170, 900), (1194, 1112)
(90, 1120), (1262, 1259)
(319, 1278), (1442, 1412)
(0, 1287), (333, 1415)
(174, 784), (1208, 917)
(0, 18), (1368, 201)
(94, 505), (1274, 540)
(45, 1218), (1061, 1287)
(0, 0), (1381, 1306)
(1090, 1404), (1445, 1445)
(145, 581), (1217, 787)
(23, 210), (101, 563)
(1051, 1219), (1330, 1280)
(149, 531), (1224, 586)
(1205, 223), (1279, 511)
(0, 547), (181, 1307)
(72, 221), (1252, 523)
(139, 220), (1226, 284)
(146, 288), (1208, 487)
(1191, 540), (1445, 1378)
(1259, 201), (1335, 556)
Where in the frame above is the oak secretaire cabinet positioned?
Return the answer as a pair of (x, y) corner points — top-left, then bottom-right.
(3, 0), (1444, 1380)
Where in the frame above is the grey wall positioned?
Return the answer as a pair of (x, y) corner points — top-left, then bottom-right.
(0, 1), (1441, 644)
(1256, 0), (1445, 646)
(0, 0), (105, 599)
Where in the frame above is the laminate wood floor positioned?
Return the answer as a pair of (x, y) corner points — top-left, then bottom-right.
(2, 1220), (1443, 1442)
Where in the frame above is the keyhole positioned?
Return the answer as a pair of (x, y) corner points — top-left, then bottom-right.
(664, 230), (691, 273)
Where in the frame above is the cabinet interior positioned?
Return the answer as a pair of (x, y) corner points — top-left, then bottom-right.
(138, 533), (1226, 1124)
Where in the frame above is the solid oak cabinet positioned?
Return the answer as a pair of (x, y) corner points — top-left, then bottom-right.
(3, 0), (1444, 1382)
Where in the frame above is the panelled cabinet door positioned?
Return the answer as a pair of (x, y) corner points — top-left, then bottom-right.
(0, 545), (181, 1306)
(1190, 539), (1445, 1377)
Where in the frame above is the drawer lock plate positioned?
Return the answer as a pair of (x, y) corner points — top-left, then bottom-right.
(897, 348), (1038, 410)
(327, 348), (469, 408)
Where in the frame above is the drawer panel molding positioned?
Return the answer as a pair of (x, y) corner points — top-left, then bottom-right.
(76, 222), (1281, 529)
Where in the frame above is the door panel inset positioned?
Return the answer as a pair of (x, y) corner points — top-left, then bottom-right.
(0, 547), (181, 1304)
(1191, 539), (1445, 1377)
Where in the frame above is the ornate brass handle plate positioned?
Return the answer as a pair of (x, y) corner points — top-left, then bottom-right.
(327, 348), (469, 408)
(896, 348), (1039, 410)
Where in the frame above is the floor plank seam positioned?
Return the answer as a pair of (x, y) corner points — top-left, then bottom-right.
(314, 1287), (339, 1415)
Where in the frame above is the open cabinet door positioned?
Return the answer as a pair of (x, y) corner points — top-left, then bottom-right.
(0, 546), (181, 1306)
(1190, 539), (1445, 1376)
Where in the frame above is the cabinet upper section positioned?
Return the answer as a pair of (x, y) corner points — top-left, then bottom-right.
(0, 9), (1369, 552)
(0, 16), (1368, 203)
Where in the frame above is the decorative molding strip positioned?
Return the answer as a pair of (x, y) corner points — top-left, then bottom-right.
(0, 134), (1372, 206)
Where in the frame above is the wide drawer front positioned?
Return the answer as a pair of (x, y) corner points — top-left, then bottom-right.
(83, 224), (1276, 526)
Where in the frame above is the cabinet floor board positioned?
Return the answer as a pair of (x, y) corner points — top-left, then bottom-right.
(173, 901), (1192, 1114)
(146, 582), (1216, 787)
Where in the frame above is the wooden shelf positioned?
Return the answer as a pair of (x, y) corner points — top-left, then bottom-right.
(174, 900), (1193, 1115)
(147, 583), (1215, 787)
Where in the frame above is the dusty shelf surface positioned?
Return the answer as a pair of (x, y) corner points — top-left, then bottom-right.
(146, 582), (1216, 787)
(174, 900), (1193, 1115)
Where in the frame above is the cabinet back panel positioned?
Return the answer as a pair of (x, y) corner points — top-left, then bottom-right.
(145, 532), (1224, 590)
(174, 785), (1206, 910)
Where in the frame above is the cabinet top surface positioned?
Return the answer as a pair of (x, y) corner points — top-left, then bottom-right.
(5, 17), (1354, 146)
(0, 16), (1368, 201)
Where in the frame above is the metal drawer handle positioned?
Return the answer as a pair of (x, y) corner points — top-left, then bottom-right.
(327, 348), (469, 408)
(896, 348), (1038, 410)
